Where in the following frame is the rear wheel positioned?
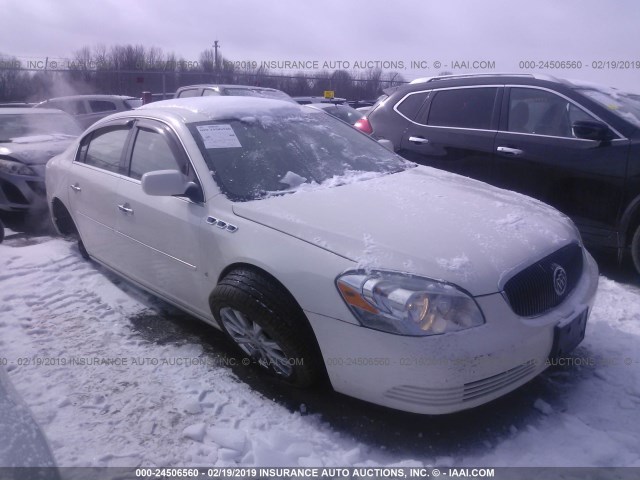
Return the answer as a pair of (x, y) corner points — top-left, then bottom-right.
(77, 237), (90, 260)
(51, 199), (89, 260)
(0, 218), (4, 243)
(631, 225), (640, 275)
(210, 269), (321, 387)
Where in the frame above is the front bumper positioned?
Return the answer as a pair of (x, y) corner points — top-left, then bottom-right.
(308, 250), (599, 414)
(0, 166), (46, 213)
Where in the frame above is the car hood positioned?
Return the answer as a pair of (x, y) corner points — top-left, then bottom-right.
(0, 135), (76, 166)
(232, 167), (579, 296)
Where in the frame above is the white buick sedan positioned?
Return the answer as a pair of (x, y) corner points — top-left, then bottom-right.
(46, 97), (598, 414)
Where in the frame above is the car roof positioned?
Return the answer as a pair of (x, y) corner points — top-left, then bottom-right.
(293, 96), (347, 102)
(177, 84), (281, 92)
(398, 73), (605, 93)
(39, 94), (138, 102)
(306, 103), (356, 110)
(135, 96), (304, 123)
(0, 107), (71, 115)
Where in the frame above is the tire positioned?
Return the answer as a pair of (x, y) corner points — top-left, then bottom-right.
(51, 200), (89, 260)
(0, 218), (4, 243)
(632, 225), (640, 275)
(77, 237), (90, 260)
(210, 269), (321, 387)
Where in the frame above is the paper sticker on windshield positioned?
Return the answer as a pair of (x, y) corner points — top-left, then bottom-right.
(196, 124), (242, 148)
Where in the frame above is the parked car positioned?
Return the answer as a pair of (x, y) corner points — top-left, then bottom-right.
(34, 95), (143, 129)
(0, 102), (36, 108)
(355, 105), (373, 115)
(293, 96), (346, 105)
(46, 96), (598, 415)
(0, 108), (81, 227)
(175, 84), (295, 103)
(0, 366), (59, 470)
(360, 73), (640, 273)
(306, 103), (364, 125)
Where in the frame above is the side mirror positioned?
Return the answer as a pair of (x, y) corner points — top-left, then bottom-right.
(141, 170), (203, 202)
(377, 138), (394, 151)
(572, 121), (612, 142)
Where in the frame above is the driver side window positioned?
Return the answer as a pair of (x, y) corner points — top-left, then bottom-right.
(508, 88), (597, 138)
(128, 128), (184, 180)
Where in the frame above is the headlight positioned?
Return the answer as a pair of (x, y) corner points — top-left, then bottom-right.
(336, 271), (485, 336)
(0, 158), (37, 176)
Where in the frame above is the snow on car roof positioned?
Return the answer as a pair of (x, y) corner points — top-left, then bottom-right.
(138, 96), (303, 123)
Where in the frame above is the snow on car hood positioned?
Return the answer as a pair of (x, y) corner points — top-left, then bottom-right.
(232, 166), (579, 296)
(0, 135), (76, 166)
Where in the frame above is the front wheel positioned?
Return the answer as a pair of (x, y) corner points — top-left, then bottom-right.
(210, 269), (321, 387)
(631, 225), (640, 275)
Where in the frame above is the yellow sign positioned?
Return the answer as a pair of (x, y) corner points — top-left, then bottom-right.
(324, 90), (335, 99)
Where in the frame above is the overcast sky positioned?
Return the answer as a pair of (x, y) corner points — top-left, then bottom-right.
(2, 0), (639, 91)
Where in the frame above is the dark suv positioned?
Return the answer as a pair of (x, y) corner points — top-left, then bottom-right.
(361, 73), (640, 273)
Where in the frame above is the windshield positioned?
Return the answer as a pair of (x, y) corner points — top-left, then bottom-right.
(125, 98), (143, 109)
(578, 88), (640, 127)
(0, 113), (82, 141)
(188, 109), (412, 201)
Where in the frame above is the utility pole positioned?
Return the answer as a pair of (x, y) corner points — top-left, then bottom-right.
(213, 40), (220, 70)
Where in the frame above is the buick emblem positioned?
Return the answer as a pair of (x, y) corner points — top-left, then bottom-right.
(552, 264), (567, 296)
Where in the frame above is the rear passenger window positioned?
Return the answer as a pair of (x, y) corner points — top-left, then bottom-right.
(395, 92), (429, 121)
(202, 89), (220, 96)
(81, 127), (130, 173)
(129, 129), (183, 180)
(177, 89), (200, 98)
(89, 100), (117, 113)
(427, 88), (497, 129)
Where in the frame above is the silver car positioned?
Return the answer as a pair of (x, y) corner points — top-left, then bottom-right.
(0, 108), (81, 227)
(35, 95), (143, 129)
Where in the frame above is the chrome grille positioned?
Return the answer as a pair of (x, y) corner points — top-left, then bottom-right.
(503, 243), (583, 317)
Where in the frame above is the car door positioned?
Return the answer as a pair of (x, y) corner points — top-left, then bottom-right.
(67, 121), (133, 267)
(397, 86), (502, 184)
(492, 86), (630, 243)
(114, 120), (210, 317)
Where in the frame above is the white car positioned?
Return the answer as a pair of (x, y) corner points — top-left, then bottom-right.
(46, 97), (599, 414)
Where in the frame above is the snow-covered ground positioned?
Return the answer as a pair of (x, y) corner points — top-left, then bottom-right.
(1, 231), (639, 467)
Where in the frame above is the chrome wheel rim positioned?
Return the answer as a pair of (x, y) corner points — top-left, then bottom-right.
(220, 307), (293, 377)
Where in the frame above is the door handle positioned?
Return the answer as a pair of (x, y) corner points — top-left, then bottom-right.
(117, 203), (134, 214)
(408, 136), (429, 144)
(497, 146), (524, 156)
(69, 183), (81, 192)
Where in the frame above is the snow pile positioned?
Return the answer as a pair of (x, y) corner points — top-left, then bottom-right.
(267, 170), (386, 197)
